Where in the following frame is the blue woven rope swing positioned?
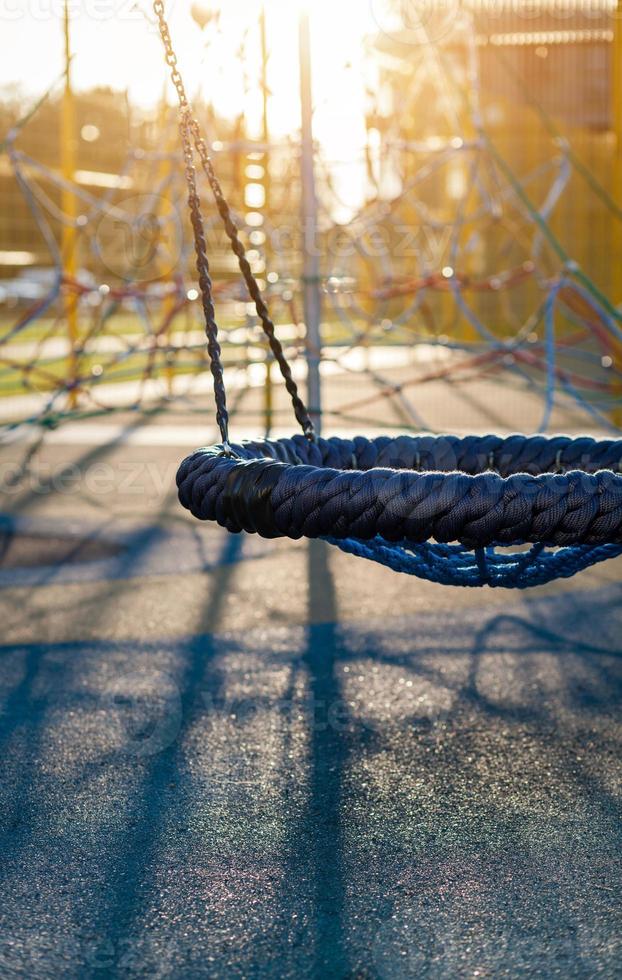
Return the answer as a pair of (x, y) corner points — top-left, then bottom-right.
(154, 2), (622, 590)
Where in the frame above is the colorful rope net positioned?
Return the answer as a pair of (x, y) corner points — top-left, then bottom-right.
(1, 18), (621, 438)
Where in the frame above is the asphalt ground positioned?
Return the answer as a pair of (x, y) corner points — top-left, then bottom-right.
(0, 377), (620, 979)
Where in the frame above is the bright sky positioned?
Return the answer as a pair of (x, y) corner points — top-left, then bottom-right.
(1, 1), (377, 131)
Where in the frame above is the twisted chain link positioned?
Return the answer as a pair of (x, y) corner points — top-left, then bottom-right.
(152, 0), (315, 441)
(179, 113), (231, 450)
(153, 0), (230, 450)
(153, 0), (188, 107)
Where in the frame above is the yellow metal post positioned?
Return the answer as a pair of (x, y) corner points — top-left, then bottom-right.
(260, 5), (273, 435)
(61, 0), (79, 408)
(612, 1), (622, 425)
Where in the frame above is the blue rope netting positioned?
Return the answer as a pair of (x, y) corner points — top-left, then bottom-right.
(176, 435), (622, 589)
(325, 538), (622, 589)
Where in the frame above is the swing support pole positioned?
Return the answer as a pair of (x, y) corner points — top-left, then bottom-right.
(299, 10), (322, 435)
(61, 0), (79, 408)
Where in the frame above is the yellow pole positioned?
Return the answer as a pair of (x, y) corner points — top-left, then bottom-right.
(260, 5), (273, 435)
(612, 1), (622, 425)
(61, 0), (79, 408)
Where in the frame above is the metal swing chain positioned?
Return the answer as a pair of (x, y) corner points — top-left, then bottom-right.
(151, 1), (230, 449)
(152, 0), (315, 442)
(179, 113), (232, 451)
(188, 119), (315, 439)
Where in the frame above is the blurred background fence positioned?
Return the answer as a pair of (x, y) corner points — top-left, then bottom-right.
(1, 0), (621, 435)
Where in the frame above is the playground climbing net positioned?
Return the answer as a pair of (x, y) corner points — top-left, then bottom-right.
(1, 15), (621, 440)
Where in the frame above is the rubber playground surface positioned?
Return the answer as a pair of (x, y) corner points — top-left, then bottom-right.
(0, 385), (621, 978)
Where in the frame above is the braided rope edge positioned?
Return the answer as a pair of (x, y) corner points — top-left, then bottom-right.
(176, 434), (622, 548)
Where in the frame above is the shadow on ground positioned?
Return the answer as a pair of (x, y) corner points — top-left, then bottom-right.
(0, 534), (620, 978)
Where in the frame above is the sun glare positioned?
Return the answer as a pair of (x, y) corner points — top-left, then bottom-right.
(1, 1), (374, 131)
(1, 1), (377, 215)
(187, 1), (374, 137)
